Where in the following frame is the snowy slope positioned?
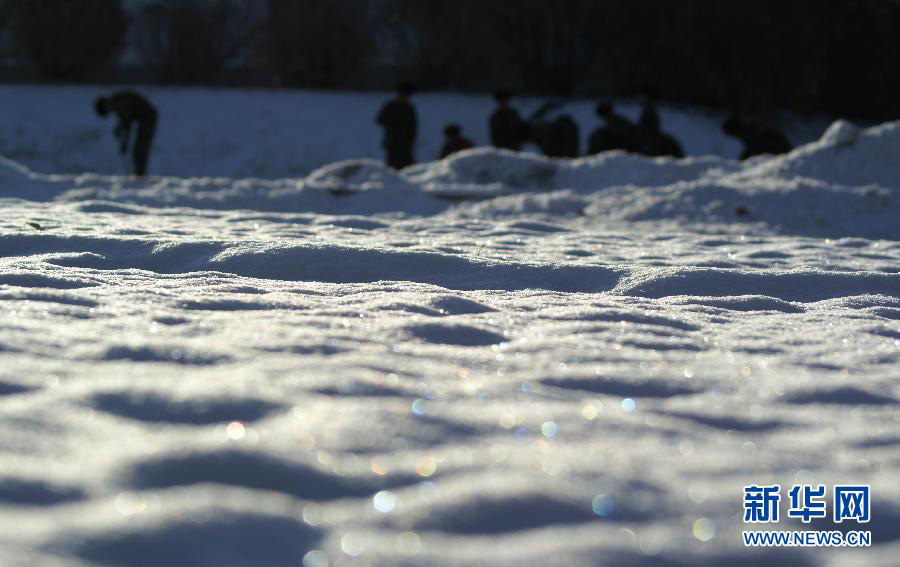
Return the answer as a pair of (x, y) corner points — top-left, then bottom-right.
(0, 91), (898, 567)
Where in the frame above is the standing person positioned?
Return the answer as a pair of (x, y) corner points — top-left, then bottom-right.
(439, 124), (474, 159)
(489, 89), (528, 151)
(638, 86), (661, 135)
(376, 82), (417, 169)
(94, 91), (157, 176)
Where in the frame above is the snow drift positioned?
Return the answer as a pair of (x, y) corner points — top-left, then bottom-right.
(3, 118), (899, 237)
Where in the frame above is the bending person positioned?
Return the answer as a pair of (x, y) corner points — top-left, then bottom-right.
(95, 91), (157, 176)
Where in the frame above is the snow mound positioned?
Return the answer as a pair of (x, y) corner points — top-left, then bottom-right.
(818, 119), (861, 147)
(407, 147), (736, 197)
(734, 119), (900, 190)
(585, 177), (896, 239)
(306, 159), (415, 194)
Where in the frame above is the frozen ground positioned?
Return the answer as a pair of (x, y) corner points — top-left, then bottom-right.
(0, 87), (898, 567)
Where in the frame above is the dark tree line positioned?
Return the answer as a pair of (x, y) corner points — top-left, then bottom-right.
(580, 0), (900, 119)
(133, 0), (248, 84)
(387, 0), (900, 119)
(257, 0), (373, 88)
(2, 0), (899, 119)
(4, 0), (126, 80)
(381, 0), (592, 95)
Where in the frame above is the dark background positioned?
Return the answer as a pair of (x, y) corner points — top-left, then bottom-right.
(1, 0), (898, 120)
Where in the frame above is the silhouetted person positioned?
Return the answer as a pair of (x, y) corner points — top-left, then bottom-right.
(490, 89), (529, 151)
(638, 86), (660, 135)
(439, 124), (474, 159)
(587, 102), (641, 155)
(642, 131), (685, 158)
(94, 91), (157, 176)
(376, 82), (417, 169)
(633, 87), (684, 158)
(555, 115), (580, 158)
(722, 116), (792, 160)
(535, 114), (579, 158)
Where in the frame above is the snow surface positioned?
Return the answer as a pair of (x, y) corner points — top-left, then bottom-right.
(0, 87), (899, 567)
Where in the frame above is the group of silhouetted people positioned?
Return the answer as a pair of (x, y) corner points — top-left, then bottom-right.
(376, 83), (794, 169)
(91, 85), (795, 178)
(376, 84), (692, 167)
(588, 88), (685, 158)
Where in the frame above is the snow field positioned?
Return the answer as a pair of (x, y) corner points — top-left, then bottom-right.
(0, 86), (898, 566)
